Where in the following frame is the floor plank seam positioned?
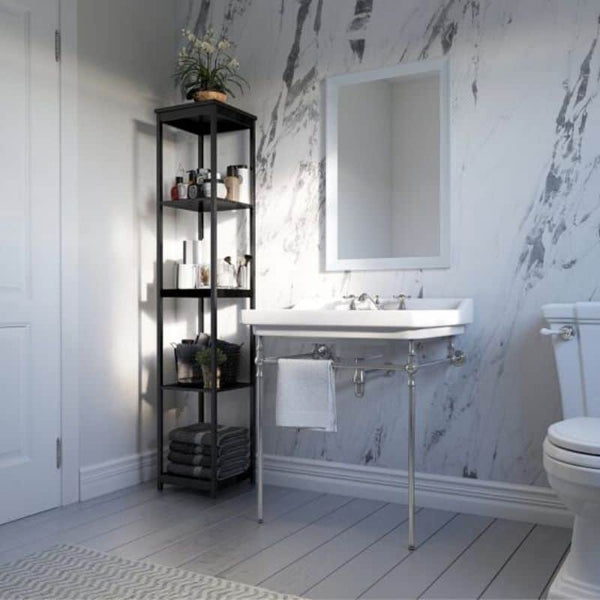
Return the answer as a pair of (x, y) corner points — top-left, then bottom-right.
(0, 492), (164, 552)
(0, 491), (192, 558)
(212, 496), (358, 577)
(476, 523), (537, 600)
(416, 518), (498, 599)
(255, 501), (391, 587)
(235, 491), (326, 525)
(171, 492), (329, 569)
(53, 488), (247, 551)
(105, 487), (260, 555)
(538, 543), (571, 600)
(140, 488), (300, 564)
(301, 507), (416, 598)
(0, 482), (156, 536)
(356, 511), (459, 600)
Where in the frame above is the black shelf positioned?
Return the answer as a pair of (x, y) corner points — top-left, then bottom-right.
(156, 100), (256, 135)
(161, 288), (251, 299)
(156, 100), (256, 499)
(159, 470), (251, 492)
(162, 381), (252, 393)
(162, 198), (251, 213)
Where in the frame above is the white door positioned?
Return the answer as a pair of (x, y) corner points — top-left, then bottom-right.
(0, 0), (61, 524)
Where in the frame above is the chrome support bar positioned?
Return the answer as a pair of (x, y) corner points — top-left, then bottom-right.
(406, 340), (418, 551)
(255, 335), (264, 524)
(253, 336), (467, 550)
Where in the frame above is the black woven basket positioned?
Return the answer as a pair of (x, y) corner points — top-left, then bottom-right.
(215, 340), (242, 386)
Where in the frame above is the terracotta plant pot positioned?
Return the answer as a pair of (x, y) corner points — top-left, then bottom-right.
(193, 90), (227, 103)
(201, 365), (222, 389)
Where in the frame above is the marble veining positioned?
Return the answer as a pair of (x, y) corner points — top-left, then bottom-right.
(179, 0), (600, 487)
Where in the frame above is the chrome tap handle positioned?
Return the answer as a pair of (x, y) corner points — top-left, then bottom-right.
(393, 294), (410, 309)
(343, 294), (357, 310)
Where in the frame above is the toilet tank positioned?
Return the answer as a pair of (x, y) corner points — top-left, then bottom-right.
(542, 302), (600, 418)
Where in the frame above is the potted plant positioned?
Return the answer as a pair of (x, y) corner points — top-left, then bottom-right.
(195, 347), (227, 389)
(174, 27), (249, 103)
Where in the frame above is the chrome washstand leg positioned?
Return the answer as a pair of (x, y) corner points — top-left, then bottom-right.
(255, 335), (264, 524)
(405, 340), (418, 551)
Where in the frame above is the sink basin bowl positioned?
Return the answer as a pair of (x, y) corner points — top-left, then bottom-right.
(241, 298), (473, 340)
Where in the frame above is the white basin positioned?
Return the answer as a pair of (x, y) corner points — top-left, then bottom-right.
(241, 298), (473, 340)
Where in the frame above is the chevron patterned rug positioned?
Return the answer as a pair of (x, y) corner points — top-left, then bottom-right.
(0, 544), (301, 599)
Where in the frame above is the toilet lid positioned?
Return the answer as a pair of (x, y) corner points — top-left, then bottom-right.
(547, 417), (600, 455)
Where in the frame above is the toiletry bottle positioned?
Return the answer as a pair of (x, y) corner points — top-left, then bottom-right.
(235, 165), (250, 203)
(177, 177), (188, 200)
(201, 171), (227, 199)
(236, 254), (252, 288)
(225, 166), (241, 201)
(218, 257), (236, 287)
(187, 170), (199, 199)
(236, 256), (246, 288)
(171, 176), (183, 200)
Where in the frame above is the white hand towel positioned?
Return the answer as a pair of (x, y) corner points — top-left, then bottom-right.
(276, 359), (337, 432)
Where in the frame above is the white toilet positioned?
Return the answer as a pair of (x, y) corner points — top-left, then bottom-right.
(542, 302), (600, 599)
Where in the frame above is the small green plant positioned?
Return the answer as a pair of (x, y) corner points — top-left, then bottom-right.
(174, 27), (249, 99)
(195, 347), (227, 367)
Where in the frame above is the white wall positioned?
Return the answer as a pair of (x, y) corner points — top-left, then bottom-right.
(77, 0), (183, 480)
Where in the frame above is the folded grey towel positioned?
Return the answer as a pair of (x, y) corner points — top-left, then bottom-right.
(168, 423), (249, 446)
(169, 436), (249, 456)
(166, 459), (249, 481)
(168, 449), (249, 467)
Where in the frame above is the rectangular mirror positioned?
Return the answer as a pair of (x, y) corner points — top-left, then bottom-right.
(325, 59), (449, 271)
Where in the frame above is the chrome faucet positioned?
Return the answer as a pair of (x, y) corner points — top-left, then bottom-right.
(344, 293), (380, 310)
(394, 294), (410, 310)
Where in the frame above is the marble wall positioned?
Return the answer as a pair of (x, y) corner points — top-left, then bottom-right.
(181, 0), (600, 486)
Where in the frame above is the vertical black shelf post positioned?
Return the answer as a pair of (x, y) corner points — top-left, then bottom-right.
(156, 117), (164, 490)
(155, 100), (257, 497)
(249, 124), (257, 484)
(209, 107), (219, 498)
(197, 134), (205, 424)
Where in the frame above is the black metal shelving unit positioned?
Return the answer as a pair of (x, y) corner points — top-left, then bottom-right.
(155, 100), (256, 497)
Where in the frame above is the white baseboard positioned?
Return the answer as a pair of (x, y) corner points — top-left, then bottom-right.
(79, 450), (157, 501)
(79, 450), (571, 528)
(264, 454), (572, 528)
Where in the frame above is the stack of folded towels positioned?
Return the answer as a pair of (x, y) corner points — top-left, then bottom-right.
(167, 423), (250, 481)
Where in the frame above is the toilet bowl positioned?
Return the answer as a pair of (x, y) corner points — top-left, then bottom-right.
(543, 419), (600, 598)
(542, 303), (600, 599)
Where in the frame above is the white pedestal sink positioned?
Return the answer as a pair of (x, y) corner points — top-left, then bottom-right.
(242, 296), (474, 551)
(241, 297), (473, 340)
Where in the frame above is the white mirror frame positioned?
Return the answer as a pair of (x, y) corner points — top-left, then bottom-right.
(325, 58), (450, 271)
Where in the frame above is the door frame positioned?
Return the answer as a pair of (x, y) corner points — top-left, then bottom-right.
(59, 0), (79, 505)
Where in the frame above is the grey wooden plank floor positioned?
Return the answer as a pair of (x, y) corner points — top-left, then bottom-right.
(0, 482), (571, 599)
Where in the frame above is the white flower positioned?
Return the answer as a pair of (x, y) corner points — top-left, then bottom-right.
(199, 40), (215, 53)
(217, 39), (231, 51)
(228, 58), (240, 69)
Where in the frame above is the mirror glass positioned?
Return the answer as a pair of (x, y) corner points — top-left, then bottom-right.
(326, 60), (449, 271)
